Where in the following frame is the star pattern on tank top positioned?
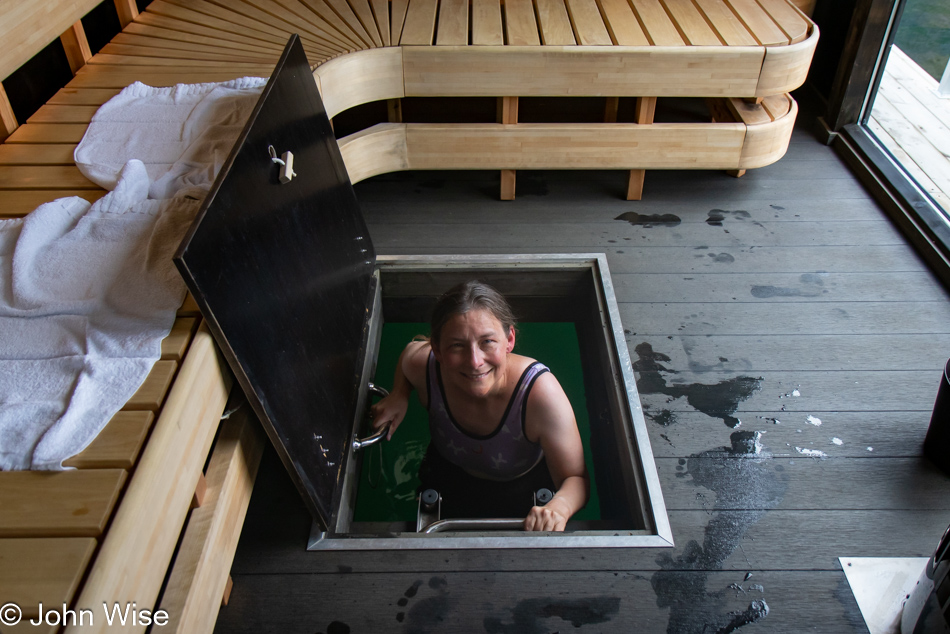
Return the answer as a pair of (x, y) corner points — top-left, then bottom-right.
(491, 452), (508, 469)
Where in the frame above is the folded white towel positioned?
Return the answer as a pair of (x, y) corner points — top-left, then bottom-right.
(74, 77), (267, 198)
(1, 76), (266, 470)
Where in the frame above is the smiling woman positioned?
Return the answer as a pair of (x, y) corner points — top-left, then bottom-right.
(370, 281), (590, 532)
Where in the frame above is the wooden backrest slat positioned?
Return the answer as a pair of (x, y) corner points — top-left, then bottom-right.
(536, 0), (576, 45)
(152, 0), (301, 43)
(596, 0), (649, 45)
(400, 0), (440, 45)
(0, 0), (102, 81)
(122, 19), (290, 54)
(0, 538), (97, 619)
(504, 0), (542, 45)
(629, 0), (685, 45)
(566, 0), (612, 45)
(472, 0), (505, 45)
(662, 0), (721, 45)
(437, 0), (470, 45)
(693, 0), (757, 45)
(0, 470), (127, 538)
(318, 0), (379, 48)
(725, 0), (788, 45)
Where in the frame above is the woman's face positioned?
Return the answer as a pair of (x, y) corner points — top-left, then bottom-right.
(433, 308), (515, 398)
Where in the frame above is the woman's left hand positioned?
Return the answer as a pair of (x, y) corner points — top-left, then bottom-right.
(524, 498), (572, 532)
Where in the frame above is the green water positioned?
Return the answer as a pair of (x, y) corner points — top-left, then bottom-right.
(353, 322), (601, 523)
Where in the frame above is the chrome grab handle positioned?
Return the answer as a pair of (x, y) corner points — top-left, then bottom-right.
(422, 518), (525, 534)
(352, 382), (391, 452)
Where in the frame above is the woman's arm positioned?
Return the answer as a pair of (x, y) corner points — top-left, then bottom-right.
(523, 372), (590, 532)
(370, 340), (429, 439)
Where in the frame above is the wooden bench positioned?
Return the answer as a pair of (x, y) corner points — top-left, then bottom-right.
(0, 0), (817, 631)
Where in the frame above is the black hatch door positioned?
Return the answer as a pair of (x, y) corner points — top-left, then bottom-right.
(174, 35), (376, 530)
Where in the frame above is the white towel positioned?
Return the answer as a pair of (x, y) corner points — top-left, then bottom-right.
(1, 76), (266, 470)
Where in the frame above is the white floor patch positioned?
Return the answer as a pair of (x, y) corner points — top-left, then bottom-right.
(840, 557), (929, 634)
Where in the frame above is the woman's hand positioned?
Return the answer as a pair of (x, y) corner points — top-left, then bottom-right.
(524, 497), (573, 532)
(370, 392), (409, 440)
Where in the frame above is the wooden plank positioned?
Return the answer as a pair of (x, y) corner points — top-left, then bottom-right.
(133, 8), (292, 52)
(390, 0), (412, 44)
(151, 0), (315, 45)
(342, 0), (385, 46)
(0, 84), (19, 142)
(315, 47), (404, 119)
(207, 0), (361, 49)
(472, 0), (504, 45)
(46, 88), (123, 106)
(0, 538), (97, 619)
(0, 166), (97, 190)
(215, 570), (868, 632)
(162, 317), (198, 361)
(0, 470), (127, 538)
(725, 0), (788, 45)
(761, 93), (791, 120)
(437, 0), (470, 45)
(64, 68), (270, 89)
(503, 0), (541, 45)
(158, 405), (266, 634)
(125, 360), (178, 411)
(112, 27), (292, 57)
(338, 123), (410, 184)
(300, 0), (377, 48)
(178, 292), (202, 316)
(694, 0), (756, 45)
(96, 43), (274, 65)
(399, 0), (439, 44)
(64, 411), (155, 469)
(756, 0), (810, 44)
(26, 105), (100, 124)
(0, 190), (106, 217)
(565, 0), (612, 45)
(660, 457), (950, 510)
(371, 0), (392, 45)
(402, 47), (764, 97)
(60, 21), (93, 75)
(0, 144), (77, 165)
(403, 122), (746, 170)
(535, 0), (576, 45)
(629, 0), (684, 45)
(596, 0), (649, 45)
(68, 324), (232, 634)
(662, 0), (721, 45)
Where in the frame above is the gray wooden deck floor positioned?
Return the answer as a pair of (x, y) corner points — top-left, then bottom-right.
(214, 94), (950, 634)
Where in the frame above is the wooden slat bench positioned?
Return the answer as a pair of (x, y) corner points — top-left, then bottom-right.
(0, 0), (817, 632)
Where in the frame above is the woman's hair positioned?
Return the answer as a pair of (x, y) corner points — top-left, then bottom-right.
(430, 280), (517, 348)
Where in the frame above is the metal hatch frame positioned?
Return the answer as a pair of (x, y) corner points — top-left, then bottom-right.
(308, 253), (674, 550)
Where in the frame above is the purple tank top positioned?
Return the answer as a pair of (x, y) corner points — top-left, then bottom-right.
(426, 351), (549, 481)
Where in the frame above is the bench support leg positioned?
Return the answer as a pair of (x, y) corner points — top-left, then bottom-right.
(388, 98), (402, 123)
(498, 97), (518, 201)
(0, 85), (17, 142)
(626, 97), (657, 201)
(113, 0), (139, 28)
(60, 21), (92, 75)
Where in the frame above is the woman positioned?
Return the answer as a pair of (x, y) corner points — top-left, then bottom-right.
(370, 280), (589, 532)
